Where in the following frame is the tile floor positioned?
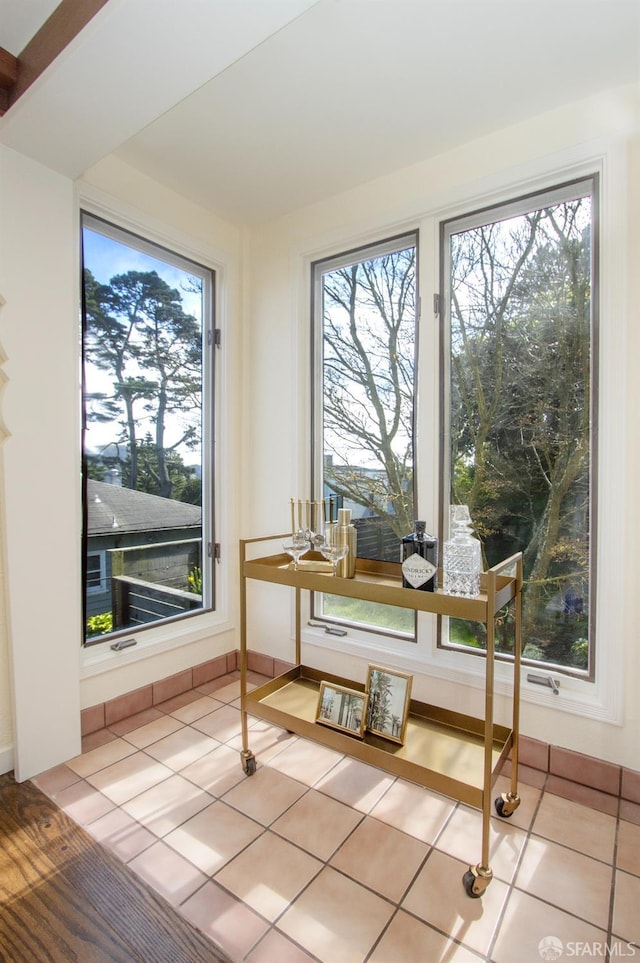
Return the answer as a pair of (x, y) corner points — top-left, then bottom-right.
(33, 671), (639, 963)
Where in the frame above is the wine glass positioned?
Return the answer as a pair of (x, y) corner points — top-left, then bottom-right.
(320, 540), (349, 576)
(283, 532), (310, 571)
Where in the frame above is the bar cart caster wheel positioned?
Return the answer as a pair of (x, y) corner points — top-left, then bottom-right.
(462, 865), (493, 899)
(241, 750), (256, 776)
(495, 791), (521, 818)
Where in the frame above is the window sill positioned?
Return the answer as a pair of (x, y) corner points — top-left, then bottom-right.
(80, 611), (233, 680)
(299, 623), (621, 726)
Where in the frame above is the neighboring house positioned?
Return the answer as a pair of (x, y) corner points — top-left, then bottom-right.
(86, 479), (202, 621)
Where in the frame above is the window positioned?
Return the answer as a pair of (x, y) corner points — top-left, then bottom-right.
(312, 233), (418, 636)
(441, 177), (597, 676)
(86, 551), (106, 593)
(81, 213), (216, 644)
(310, 177), (598, 680)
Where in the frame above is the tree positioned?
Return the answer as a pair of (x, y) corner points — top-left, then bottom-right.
(83, 269), (202, 500)
(449, 197), (592, 664)
(123, 435), (202, 503)
(322, 246), (416, 537)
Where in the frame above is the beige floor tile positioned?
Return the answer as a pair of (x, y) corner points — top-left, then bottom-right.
(246, 926), (317, 963)
(612, 869), (640, 943)
(214, 831), (322, 922)
(531, 791), (616, 863)
(401, 849), (509, 958)
(82, 729), (119, 753)
(65, 737), (138, 778)
(330, 815), (429, 902)
(85, 752), (174, 805)
(515, 834), (613, 930)
(128, 839), (207, 906)
(167, 695), (224, 724)
(164, 800), (263, 875)
(221, 765), (307, 825)
(54, 779), (115, 826)
(181, 880), (270, 961)
(108, 707), (165, 736)
(85, 807), (156, 862)
(154, 689), (205, 714)
(120, 773), (212, 837)
(121, 714), (184, 749)
(277, 865), (395, 963)
(191, 704), (243, 743)
(272, 788), (363, 861)
(617, 818), (640, 876)
(314, 756), (395, 813)
(369, 778), (456, 843)
(492, 773), (542, 830)
(180, 743), (246, 797)
(32, 763), (81, 796)
(228, 718), (297, 765)
(492, 888), (607, 963)
(436, 803), (528, 883)
(208, 679), (243, 703)
(266, 736), (344, 787)
(143, 726), (220, 771)
(369, 910), (483, 962)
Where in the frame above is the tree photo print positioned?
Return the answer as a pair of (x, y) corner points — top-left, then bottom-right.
(366, 666), (413, 745)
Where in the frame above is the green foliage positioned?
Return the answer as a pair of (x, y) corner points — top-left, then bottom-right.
(86, 612), (113, 637)
(187, 566), (203, 594)
(570, 638), (589, 669)
(449, 197), (593, 669)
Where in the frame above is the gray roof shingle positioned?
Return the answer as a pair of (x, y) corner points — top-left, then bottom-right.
(87, 480), (201, 535)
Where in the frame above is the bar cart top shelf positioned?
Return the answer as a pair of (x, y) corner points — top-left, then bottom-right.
(242, 544), (520, 622)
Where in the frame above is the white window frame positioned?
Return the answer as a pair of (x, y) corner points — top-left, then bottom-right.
(77, 186), (234, 678)
(299, 142), (626, 726)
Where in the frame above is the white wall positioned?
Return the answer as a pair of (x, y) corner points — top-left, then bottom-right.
(0, 148), (244, 780)
(0, 146), (81, 780)
(243, 85), (640, 769)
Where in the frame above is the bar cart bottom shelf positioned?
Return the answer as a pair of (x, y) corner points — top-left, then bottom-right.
(242, 664), (519, 885)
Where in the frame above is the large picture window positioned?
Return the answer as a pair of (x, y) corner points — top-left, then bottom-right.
(312, 233), (418, 636)
(441, 177), (597, 676)
(311, 176), (598, 680)
(81, 213), (216, 644)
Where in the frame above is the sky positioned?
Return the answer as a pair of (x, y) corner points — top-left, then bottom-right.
(82, 224), (205, 465)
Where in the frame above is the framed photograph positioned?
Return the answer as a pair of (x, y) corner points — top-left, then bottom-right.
(366, 665), (413, 745)
(316, 682), (368, 739)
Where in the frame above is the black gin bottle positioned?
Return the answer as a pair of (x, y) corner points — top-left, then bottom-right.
(401, 521), (438, 591)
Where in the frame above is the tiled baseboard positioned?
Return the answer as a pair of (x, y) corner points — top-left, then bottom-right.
(81, 650), (239, 736)
(81, 649), (640, 820)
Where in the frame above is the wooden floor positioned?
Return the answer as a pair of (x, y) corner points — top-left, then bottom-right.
(0, 772), (231, 963)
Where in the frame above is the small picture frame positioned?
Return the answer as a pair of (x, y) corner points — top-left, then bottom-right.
(366, 665), (413, 745)
(316, 682), (368, 739)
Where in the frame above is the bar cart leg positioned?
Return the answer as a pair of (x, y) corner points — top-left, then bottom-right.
(494, 553), (523, 819)
(463, 565), (498, 899)
(239, 539), (256, 776)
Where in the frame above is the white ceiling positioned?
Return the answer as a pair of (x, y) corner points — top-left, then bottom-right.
(1, 0), (639, 225)
(0, 0), (61, 56)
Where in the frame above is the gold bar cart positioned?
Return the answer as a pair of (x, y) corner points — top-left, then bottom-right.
(239, 534), (522, 898)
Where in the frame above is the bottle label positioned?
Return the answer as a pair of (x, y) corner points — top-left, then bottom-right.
(402, 554), (437, 588)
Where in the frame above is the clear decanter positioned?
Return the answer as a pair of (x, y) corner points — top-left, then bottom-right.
(443, 505), (481, 598)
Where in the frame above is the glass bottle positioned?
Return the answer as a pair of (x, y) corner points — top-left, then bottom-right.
(401, 520), (438, 592)
(336, 508), (357, 578)
(443, 505), (482, 597)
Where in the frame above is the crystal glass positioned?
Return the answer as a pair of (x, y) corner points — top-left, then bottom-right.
(319, 539), (349, 576)
(443, 504), (481, 597)
(283, 532), (310, 571)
